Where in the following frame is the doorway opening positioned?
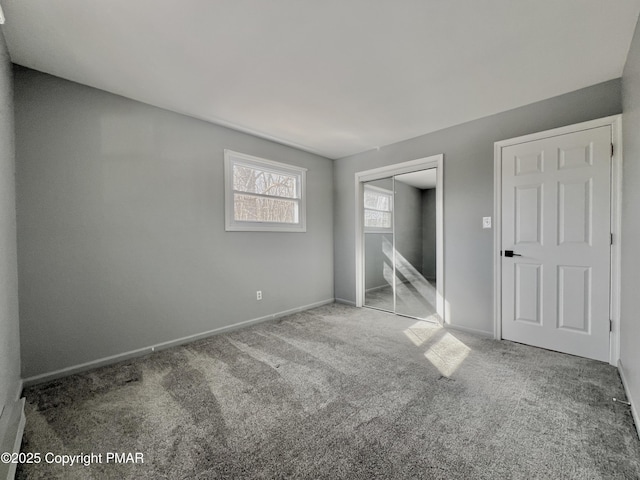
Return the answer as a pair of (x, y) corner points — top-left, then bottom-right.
(355, 155), (444, 323)
(493, 115), (622, 365)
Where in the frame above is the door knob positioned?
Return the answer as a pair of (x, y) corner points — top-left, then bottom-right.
(504, 250), (522, 257)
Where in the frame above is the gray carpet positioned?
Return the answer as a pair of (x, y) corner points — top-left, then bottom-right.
(17, 303), (640, 479)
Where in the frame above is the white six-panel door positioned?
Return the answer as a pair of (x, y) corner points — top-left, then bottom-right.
(501, 126), (611, 362)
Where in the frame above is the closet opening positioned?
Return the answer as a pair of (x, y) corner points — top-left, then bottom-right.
(355, 155), (444, 323)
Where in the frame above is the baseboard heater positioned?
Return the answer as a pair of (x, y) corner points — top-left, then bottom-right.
(0, 398), (26, 480)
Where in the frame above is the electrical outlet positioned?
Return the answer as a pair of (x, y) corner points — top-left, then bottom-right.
(482, 217), (492, 229)
(256, 290), (262, 301)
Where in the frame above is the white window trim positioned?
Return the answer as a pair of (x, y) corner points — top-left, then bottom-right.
(224, 149), (307, 232)
(363, 184), (393, 234)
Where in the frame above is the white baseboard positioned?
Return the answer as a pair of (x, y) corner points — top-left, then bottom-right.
(0, 397), (26, 480)
(334, 298), (356, 306)
(618, 359), (640, 440)
(23, 298), (335, 387)
(443, 322), (494, 338)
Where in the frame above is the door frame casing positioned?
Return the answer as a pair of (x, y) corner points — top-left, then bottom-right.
(355, 154), (445, 323)
(493, 115), (622, 365)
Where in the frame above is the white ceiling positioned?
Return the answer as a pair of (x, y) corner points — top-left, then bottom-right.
(2, 1), (639, 159)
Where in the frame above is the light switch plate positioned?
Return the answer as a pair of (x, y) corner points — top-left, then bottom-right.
(482, 217), (492, 229)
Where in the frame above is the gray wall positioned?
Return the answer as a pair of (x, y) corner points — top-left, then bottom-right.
(0, 32), (20, 407)
(421, 189), (436, 280)
(621, 15), (640, 420)
(334, 79), (622, 333)
(15, 67), (334, 379)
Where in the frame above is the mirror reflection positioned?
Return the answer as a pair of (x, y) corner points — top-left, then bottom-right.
(393, 171), (437, 319)
(363, 177), (395, 312)
(363, 169), (438, 320)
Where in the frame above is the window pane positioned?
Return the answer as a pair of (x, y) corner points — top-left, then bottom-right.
(233, 164), (298, 199)
(364, 190), (391, 211)
(364, 210), (392, 228)
(234, 193), (299, 223)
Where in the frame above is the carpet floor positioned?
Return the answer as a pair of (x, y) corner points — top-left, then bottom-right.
(17, 303), (640, 479)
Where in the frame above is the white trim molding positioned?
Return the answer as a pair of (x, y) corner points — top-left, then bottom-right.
(354, 154), (444, 323)
(618, 360), (640, 440)
(224, 149), (307, 232)
(493, 115), (622, 366)
(0, 397), (26, 480)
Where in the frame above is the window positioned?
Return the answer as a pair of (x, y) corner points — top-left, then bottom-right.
(364, 185), (393, 232)
(224, 150), (307, 232)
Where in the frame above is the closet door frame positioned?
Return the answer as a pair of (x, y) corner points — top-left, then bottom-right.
(355, 154), (444, 323)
